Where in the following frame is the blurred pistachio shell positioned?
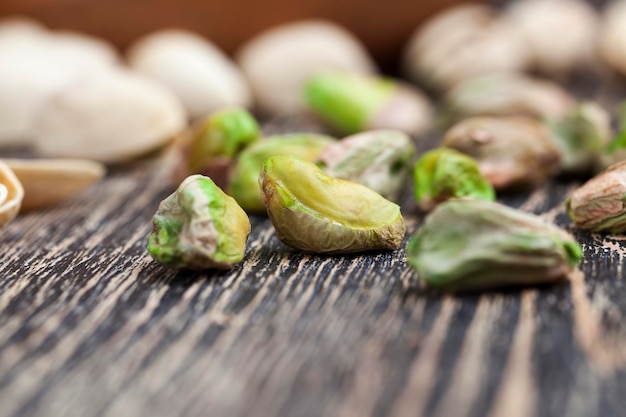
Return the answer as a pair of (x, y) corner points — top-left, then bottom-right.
(413, 147), (495, 211)
(304, 72), (433, 136)
(147, 175), (250, 270)
(173, 107), (260, 188)
(442, 116), (561, 189)
(236, 20), (376, 116)
(317, 130), (415, 202)
(260, 155), (405, 254)
(0, 161), (24, 228)
(599, 0), (626, 76)
(505, 0), (598, 76)
(567, 160), (626, 233)
(407, 199), (582, 292)
(229, 133), (336, 212)
(403, 4), (530, 91)
(128, 29), (252, 120)
(599, 102), (626, 169)
(443, 73), (575, 126)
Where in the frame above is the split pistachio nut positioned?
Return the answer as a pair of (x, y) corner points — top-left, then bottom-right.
(147, 174), (250, 270)
(413, 148), (495, 211)
(442, 116), (561, 190)
(174, 107), (260, 188)
(407, 200), (582, 292)
(229, 133), (336, 212)
(0, 161), (24, 227)
(567, 160), (626, 233)
(317, 130), (415, 201)
(260, 155), (405, 254)
(304, 72), (433, 136)
(443, 73), (575, 126)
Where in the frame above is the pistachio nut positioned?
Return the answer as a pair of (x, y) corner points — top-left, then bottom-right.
(4, 158), (105, 211)
(407, 199), (582, 292)
(567, 160), (626, 233)
(0, 161), (24, 227)
(403, 4), (530, 91)
(442, 116), (561, 189)
(413, 148), (495, 211)
(229, 133), (336, 212)
(599, 102), (626, 169)
(147, 174), (250, 269)
(173, 107), (260, 188)
(599, 0), (626, 77)
(316, 130), (415, 201)
(260, 155), (405, 254)
(443, 73), (575, 126)
(304, 72), (433, 136)
(505, 0), (598, 76)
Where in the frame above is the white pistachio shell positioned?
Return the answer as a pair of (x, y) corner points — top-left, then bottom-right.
(128, 29), (251, 120)
(4, 159), (105, 211)
(32, 70), (186, 163)
(600, 0), (626, 76)
(0, 161), (24, 227)
(237, 20), (376, 115)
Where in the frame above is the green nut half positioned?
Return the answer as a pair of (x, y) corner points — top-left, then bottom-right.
(413, 147), (495, 211)
(407, 199), (582, 292)
(147, 174), (251, 270)
(229, 133), (336, 212)
(260, 155), (406, 254)
(317, 130), (416, 201)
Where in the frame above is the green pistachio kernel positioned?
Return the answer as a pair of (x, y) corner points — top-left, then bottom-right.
(229, 133), (336, 212)
(413, 147), (495, 211)
(147, 174), (251, 270)
(260, 155), (406, 254)
(317, 130), (416, 201)
(407, 199), (582, 292)
(567, 160), (626, 233)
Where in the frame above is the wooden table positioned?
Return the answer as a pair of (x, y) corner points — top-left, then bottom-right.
(1, 110), (626, 417)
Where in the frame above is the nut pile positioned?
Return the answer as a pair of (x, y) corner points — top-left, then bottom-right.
(6, 1), (626, 292)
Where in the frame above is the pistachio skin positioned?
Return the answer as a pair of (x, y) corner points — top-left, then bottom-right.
(317, 130), (415, 201)
(147, 175), (250, 270)
(413, 148), (495, 211)
(567, 161), (626, 233)
(260, 155), (406, 254)
(229, 133), (336, 212)
(407, 200), (582, 292)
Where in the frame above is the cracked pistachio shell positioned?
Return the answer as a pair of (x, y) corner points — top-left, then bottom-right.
(260, 155), (405, 254)
(413, 148), (495, 211)
(173, 107), (260, 188)
(566, 160), (626, 233)
(407, 200), (582, 292)
(317, 130), (415, 201)
(548, 102), (611, 174)
(304, 72), (432, 136)
(442, 116), (561, 190)
(147, 175), (250, 270)
(229, 133), (336, 212)
(0, 161), (24, 227)
(443, 73), (575, 126)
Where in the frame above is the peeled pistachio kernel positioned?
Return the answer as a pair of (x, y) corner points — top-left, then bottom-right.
(260, 155), (405, 254)
(229, 133), (336, 212)
(4, 158), (105, 211)
(317, 130), (415, 201)
(442, 116), (561, 190)
(147, 175), (250, 270)
(566, 161), (626, 233)
(407, 200), (582, 292)
(413, 148), (495, 211)
(548, 102), (611, 174)
(0, 161), (24, 227)
(443, 73), (575, 126)
(173, 107), (260, 188)
(304, 72), (432, 136)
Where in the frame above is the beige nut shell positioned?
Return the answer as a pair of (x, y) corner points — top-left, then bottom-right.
(0, 161), (24, 227)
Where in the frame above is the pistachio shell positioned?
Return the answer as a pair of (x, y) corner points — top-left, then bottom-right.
(3, 158), (105, 211)
(260, 155), (405, 254)
(407, 199), (582, 292)
(147, 175), (250, 270)
(599, 0), (626, 77)
(0, 161), (24, 227)
(229, 133), (336, 212)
